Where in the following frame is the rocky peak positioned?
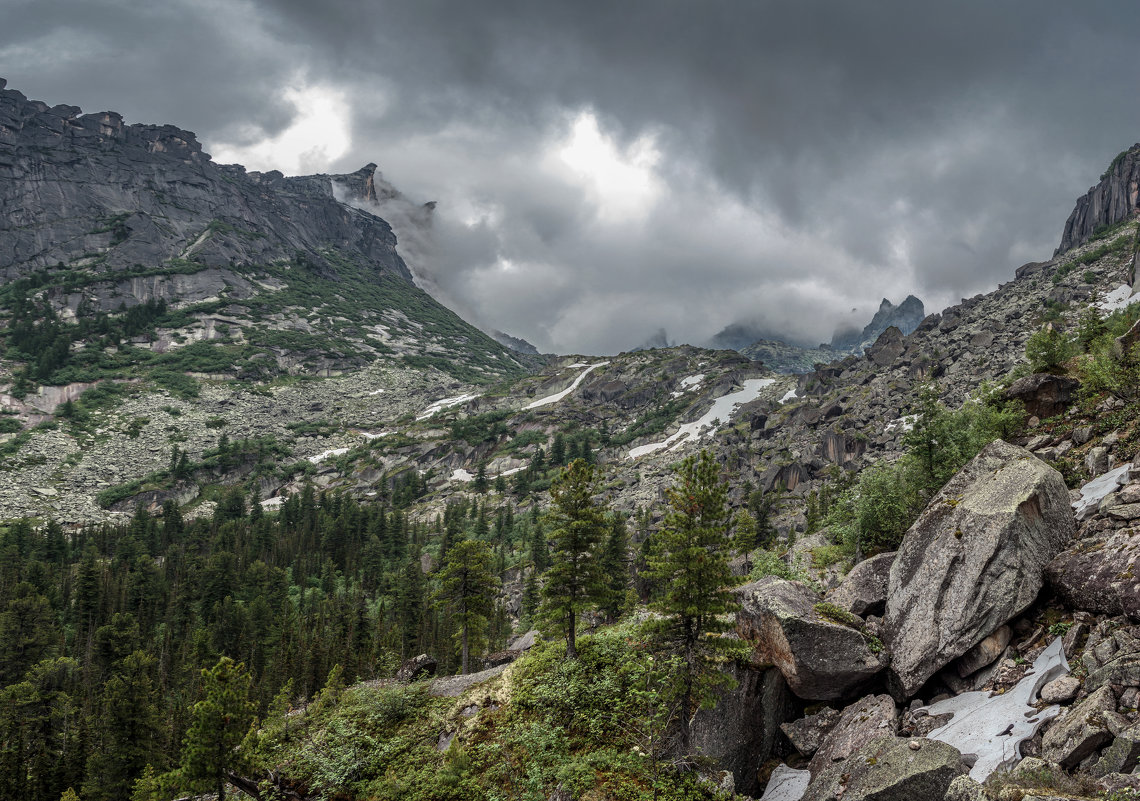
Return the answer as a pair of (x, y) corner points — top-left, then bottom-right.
(831, 294), (925, 353)
(1057, 143), (1140, 254)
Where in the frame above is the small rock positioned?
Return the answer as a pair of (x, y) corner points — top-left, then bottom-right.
(1039, 676), (1080, 704)
(1073, 426), (1094, 445)
(1041, 685), (1124, 767)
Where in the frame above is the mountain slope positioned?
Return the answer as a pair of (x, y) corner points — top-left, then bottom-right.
(0, 78), (526, 383)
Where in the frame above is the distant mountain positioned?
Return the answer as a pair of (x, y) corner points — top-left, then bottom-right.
(830, 295), (925, 353)
(492, 330), (540, 355)
(709, 295), (924, 372)
(0, 78), (524, 383)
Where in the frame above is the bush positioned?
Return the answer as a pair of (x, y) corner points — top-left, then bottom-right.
(150, 369), (200, 399)
(1024, 325), (1073, 373)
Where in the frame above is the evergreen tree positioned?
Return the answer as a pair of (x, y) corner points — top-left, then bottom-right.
(644, 449), (743, 756)
(599, 514), (631, 622)
(539, 459), (607, 659)
(473, 461), (488, 494)
(550, 432), (566, 466)
(177, 657), (255, 801)
(83, 651), (162, 801)
(433, 539), (499, 674)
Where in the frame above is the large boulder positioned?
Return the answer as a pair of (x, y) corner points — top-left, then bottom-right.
(1041, 685), (1125, 767)
(808, 694), (897, 776)
(885, 440), (1075, 698)
(1047, 528), (1140, 619)
(1004, 373), (1080, 419)
(690, 665), (796, 797)
(826, 552), (895, 617)
(781, 707), (840, 757)
(802, 736), (967, 801)
(737, 576), (887, 700)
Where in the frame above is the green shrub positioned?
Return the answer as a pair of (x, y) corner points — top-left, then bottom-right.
(1025, 325), (1074, 373)
(150, 369), (200, 399)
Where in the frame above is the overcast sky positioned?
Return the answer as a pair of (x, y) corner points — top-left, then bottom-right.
(3, 0), (1140, 354)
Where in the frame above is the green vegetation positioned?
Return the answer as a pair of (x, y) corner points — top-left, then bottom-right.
(643, 450), (746, 754)
(824, 381), (1024, 556)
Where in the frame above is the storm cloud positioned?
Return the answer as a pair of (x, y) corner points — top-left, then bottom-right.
(3, 0), (1139, 353)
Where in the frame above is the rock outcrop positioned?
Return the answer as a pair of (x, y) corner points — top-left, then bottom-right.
(826, 551), (894, 617)
(736, 576), (887, 700)
(1056, 144), (1140, 254)
(885, 440), (1075, 698)
(1004, 373), (1081, 420)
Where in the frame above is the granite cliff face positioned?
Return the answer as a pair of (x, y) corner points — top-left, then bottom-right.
(1057, 144), (1140, 254)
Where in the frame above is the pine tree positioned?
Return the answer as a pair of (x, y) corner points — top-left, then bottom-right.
(550, 433), (566, 466)
(599, 514), (630, 622)
(540, 459), (607, 659)
(644, 449), (744, 756)
(178, 657), (255, 801)
(433, 539), (500, 674)
(83, 651), (162, 801)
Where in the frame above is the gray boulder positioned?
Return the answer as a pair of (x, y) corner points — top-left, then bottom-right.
(1003, 373), (1080, 419)
(690, 665), (795, 797)
(737, 576), (887, 700)
(802, 736), (967, 801)
(1046, 527), (1140, 619)
(1040, 685), (1125, 767)
(780, 707), (840, 757)
(885, 440), (1074, 698)
(808, 694), (897, 776)
(826, 552), (895, 617)
(1092, 725), (1140, 778)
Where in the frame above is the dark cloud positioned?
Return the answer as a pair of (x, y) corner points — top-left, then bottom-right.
(3, 0), (1140, 353)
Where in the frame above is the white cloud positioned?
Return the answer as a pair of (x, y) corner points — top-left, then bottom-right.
(207, 80), (353, 175)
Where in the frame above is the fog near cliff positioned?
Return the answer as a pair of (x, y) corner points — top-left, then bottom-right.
(4, 1), (1140, 353)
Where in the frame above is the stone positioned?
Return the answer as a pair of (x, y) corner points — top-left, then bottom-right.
(1072, 464), (1132, 520)
(1092, 725), (1140, 778)
(956, 624), (1011, 677)
(759, 764), (811, 801)
(1084, 629), (1140, 693)
(396, 653), (437, 682)
(1088, 446), (1112, 477)
(507, 629), (538, 651)
(867, 326), (906, 367)
(826, 552), (895, 617)
(801, 736), (967, 801)
(1004, 373), (1080, 419)
(885, 441), (1075, 698)
(1121, 483), (1140, 505)
(1041, 685), (1123, 767)
(1046, 527), (1140, 619)
(1073, 426), (1094, 445)
(690, 665), (795, 797)
(1108, 503), (1140, 521)
(1039, 676), (1081, 704)
(943, 774), (986, 801)
(780, 706), (840, 757)
(736, 576), (887, 700)
(808, 694), (897, 776)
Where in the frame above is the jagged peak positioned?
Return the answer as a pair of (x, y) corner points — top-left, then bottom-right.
(1057, 144), (1140, 254)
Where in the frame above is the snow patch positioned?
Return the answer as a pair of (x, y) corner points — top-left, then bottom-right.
(1097, 284), (1140, 313)
(260, 496), (285, 510)
(450, 468), (475, 482)
(526, 362), (609, 409)
(1074, 463), (1132, 520)
(779, 388), (798, 404)
(360, 430), (394, 440)
(920, 637), (1070, 782)
(628, 378), (775, 459)
(417, 393), (479, 420)
(500, 465), (527, 476)
(670, 373), (705, 398)
(885, 414), (918, 433)
(308, 448), (349, 464)
(367, 388), (386, 396)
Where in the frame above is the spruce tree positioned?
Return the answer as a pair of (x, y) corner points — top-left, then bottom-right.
(539, 459), (607, 659)
(644, 449), (743, 756)
(433, 539), (499, 674)
(178, 656), (255, 801)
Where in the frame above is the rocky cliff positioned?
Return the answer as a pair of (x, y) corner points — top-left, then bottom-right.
(1057, 143), (1140, 254)
(0, 78), (523, 380)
